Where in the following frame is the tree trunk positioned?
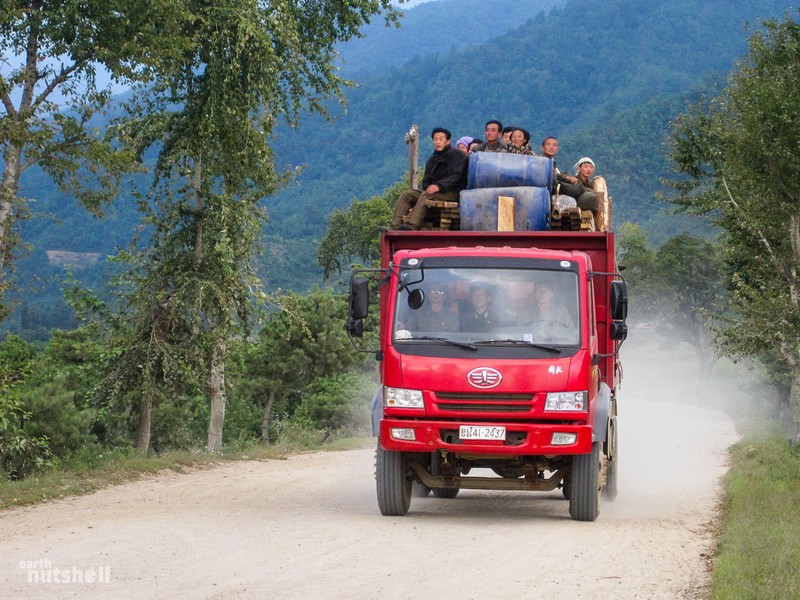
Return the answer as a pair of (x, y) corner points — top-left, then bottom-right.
(261, 390), (275, 445)
(0, 144), (23, 279)
(207, 340), (227, 450)
(136, 390), (154, 454)
(789, 366), (800, 443)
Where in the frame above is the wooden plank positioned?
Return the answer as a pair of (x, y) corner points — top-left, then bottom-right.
(497, 195), (515, 231)
(592, 176), (610, 232)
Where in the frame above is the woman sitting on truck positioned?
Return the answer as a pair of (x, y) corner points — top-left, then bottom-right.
(508, 127), (536, 156)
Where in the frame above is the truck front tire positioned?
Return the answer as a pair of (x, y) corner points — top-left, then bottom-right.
(376, 443), (411, 516)
(569, 442), (601, 521)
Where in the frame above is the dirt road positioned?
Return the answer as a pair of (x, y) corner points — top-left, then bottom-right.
(1, 384), (738, 600)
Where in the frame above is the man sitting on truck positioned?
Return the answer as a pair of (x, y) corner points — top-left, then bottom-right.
(541, 136), (598, 214)
(470, 119), (509, 153)
(389, 127), (468, 230)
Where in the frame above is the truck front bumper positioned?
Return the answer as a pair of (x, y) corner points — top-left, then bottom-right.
(379, 419), (593, 456)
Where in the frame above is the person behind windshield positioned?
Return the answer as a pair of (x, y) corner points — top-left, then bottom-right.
(520, 280), (574, 328)
(459, 283), (510, 332)
(407, 284), (458, 332)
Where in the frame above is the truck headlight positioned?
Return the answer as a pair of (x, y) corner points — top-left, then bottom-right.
(544, 391), (586, 412)
(385, 387), (424, 409)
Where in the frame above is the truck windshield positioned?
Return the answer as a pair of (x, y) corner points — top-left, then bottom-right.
(393, 265), (580, 348)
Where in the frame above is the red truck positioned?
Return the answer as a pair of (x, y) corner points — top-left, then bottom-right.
(348, 228), (627, 521)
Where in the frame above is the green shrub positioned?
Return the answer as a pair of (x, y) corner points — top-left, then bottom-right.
(294, 372), (373, 435)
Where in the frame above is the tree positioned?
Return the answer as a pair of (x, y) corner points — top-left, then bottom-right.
(0, 0), (189, 317)
(666, 13), (800, 437)
(108, 0), (402, 452)
(652, 234), (727, 374)
(317, 181), (405, 279)
(240, 289), (367, 444)
(617, 223), (727, 374)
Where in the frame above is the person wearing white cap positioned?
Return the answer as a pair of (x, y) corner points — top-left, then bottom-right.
(574, 157), (596, 188)
(570, 156), (599, 214)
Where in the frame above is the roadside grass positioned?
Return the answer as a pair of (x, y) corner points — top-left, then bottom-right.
(0, 434), (373, 511)
(711, 436), (800, 599)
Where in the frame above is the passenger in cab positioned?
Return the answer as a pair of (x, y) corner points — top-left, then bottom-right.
(460, 283), (510, 333)
(508, 127), (535, 155)
(502, 126), (515, 144)
(520, 280), (574, 328)
(390, 127), (468, 230)
(407, 284), (459, 333)
(468, 138), (483, 153)
(470, 120), (509, 153)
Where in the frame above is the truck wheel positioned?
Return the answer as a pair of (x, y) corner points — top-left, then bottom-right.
(432, 487), (459, 499)
(376, 443), (411, 516)
(412, 482), (432, 497)
(602, 419), (618, 501)
(569, 442), (600, 522)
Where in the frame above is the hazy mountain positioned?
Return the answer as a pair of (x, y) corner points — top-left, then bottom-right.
(339, 0), (569, 77)
(8, 0), (797, 338)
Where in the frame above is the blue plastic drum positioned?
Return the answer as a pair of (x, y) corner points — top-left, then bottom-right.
(459, 186), (551, 231)
(467, 153), (553, 190)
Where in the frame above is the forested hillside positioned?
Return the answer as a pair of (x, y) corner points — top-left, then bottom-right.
(7, 0), (795, 338)
(338, 0), (568, 76)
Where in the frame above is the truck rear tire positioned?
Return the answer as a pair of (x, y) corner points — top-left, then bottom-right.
(569, 442), (600, 522)
(376, 443), (411, 516)
(602, 418), (618, 501)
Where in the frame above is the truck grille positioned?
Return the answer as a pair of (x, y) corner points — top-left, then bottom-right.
(434, 392), (534, 413)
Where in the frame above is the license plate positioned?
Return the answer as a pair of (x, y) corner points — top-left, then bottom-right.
(459, 425), (506, 440)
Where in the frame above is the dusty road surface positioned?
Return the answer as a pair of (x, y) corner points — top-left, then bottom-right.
(1, 334), (743, 599)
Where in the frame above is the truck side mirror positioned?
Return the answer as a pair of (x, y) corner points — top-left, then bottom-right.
(609, 280), (628, 321)
(346, 318), (364, 338)
(349, 277), (370, 320)
(610, 321), (628, 341)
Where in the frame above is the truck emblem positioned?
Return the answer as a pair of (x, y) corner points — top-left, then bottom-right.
(467, 367), (502, 389)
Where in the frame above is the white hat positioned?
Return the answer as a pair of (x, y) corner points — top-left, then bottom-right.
(573, 157), (595, 170)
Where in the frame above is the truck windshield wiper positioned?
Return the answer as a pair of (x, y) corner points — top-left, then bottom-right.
(474, 339), (562, 353)
(400, 335), (478, 351)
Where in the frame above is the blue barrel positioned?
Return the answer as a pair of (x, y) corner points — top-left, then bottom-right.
(467, 153), (553, 190)
(459, 187), (551, 231)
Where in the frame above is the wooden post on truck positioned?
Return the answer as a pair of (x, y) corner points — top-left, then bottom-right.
(405, 125), (419, 189)
(497, 196), (515, 231)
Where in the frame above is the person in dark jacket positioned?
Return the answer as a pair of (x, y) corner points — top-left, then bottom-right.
(459, 283), (512, 333)
(390, 127), (468, 229)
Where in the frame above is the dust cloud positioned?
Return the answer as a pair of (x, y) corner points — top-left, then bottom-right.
(604, 326), (777, 520)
